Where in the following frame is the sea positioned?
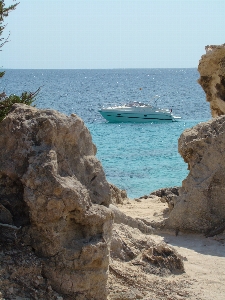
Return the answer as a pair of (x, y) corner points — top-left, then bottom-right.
(1, 69), (211, 199)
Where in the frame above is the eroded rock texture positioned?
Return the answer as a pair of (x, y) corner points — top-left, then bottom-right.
(0, 104), (113, 299)
(109, 183), (128, 205)
(165, 116), (225, 233)
(110, 223), (183, 274)
(198, 43), (225, 117)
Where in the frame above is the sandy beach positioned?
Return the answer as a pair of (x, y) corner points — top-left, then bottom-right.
(108, 197), (225, 300)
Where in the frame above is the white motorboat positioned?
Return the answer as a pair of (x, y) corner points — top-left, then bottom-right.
(99, 101), (181, 123)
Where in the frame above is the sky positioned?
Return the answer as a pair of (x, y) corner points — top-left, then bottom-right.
(1, 0), (225, 69)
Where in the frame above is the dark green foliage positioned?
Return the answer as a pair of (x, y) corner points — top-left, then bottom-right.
(0, 88), (40, 122)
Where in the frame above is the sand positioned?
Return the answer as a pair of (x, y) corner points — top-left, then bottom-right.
(108, 197), (225, 300)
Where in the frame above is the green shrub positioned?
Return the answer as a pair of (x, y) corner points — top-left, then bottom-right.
(0, 88), (40, 122)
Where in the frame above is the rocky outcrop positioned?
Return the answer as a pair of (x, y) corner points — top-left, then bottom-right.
(110, 204), (153, 234)
(164, 116), (225, 233)
(110, 223), (183, 273)
(150, 187), (179, 211)
(161, 44), (225, 233)
(0, 233), (63, 299)
(108, 223), (185, 299)
(109, 183), (128, 205)
(198, 43), (225, 117)
(0, 104), (113, 299)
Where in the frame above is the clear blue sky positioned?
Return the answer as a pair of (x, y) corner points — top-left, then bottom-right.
(1, 0), (225, 69)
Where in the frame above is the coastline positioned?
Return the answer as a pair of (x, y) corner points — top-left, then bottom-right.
(1, 44), (225, 299)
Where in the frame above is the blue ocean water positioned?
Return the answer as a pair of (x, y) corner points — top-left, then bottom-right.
(1, 69), (211, 198)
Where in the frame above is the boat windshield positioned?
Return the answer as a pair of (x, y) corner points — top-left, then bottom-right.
(125, 101), (149, 107)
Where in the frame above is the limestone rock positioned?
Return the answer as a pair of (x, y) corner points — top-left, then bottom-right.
(110, 183), (128, 205)
(140, 243), (184, 273)
(0, 104), (113, 299)
(150, 187), (179, 211)
(110, 223), (184, 274)
(165, 116), (225, 233)
(198, 43), (225, 117)
(0, 236), (63, 299)
(110, 224), (150, 261)
(110, 204), (153, 235)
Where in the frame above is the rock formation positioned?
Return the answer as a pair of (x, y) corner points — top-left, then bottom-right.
(110, 204), (153, 234)
(4, 41), (225, 296)
(150, 187), (179, 211)
(157, 44), (225, 234)
(109, 183), (128, 205)
(0, 104), (113, 299)
(198, 43), (225, 117)
(108, 221), (185, 299)
(164, 115), (225, 233)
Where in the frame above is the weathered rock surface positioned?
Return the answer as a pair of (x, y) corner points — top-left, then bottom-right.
(109, 183), (128, 205)
(150, 187), (179, 211)
(108, 222), (185, 300)
(159, 45), (225, 233)
(110, 223), (183, 274)
(110, 204), (153, 234)
(0, 230), (63, 300)
(198, 43), (225, 117)
(164, 116), (225, 233)
(0, 104), (113, 299)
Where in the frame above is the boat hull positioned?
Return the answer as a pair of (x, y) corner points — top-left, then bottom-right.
(99, 108), (180, 123)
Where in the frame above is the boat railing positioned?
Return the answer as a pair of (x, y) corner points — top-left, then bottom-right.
(101, 103), (119, 109)
(149, 95), (174, 113)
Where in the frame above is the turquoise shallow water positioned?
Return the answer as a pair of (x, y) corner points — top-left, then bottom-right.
(1, 69), (211, 198)
(88, 120), (204, 198)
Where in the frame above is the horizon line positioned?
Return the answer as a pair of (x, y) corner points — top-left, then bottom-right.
(1, 67), (198, 70)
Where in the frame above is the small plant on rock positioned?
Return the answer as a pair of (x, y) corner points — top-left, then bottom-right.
(0, 88), (40, 122)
